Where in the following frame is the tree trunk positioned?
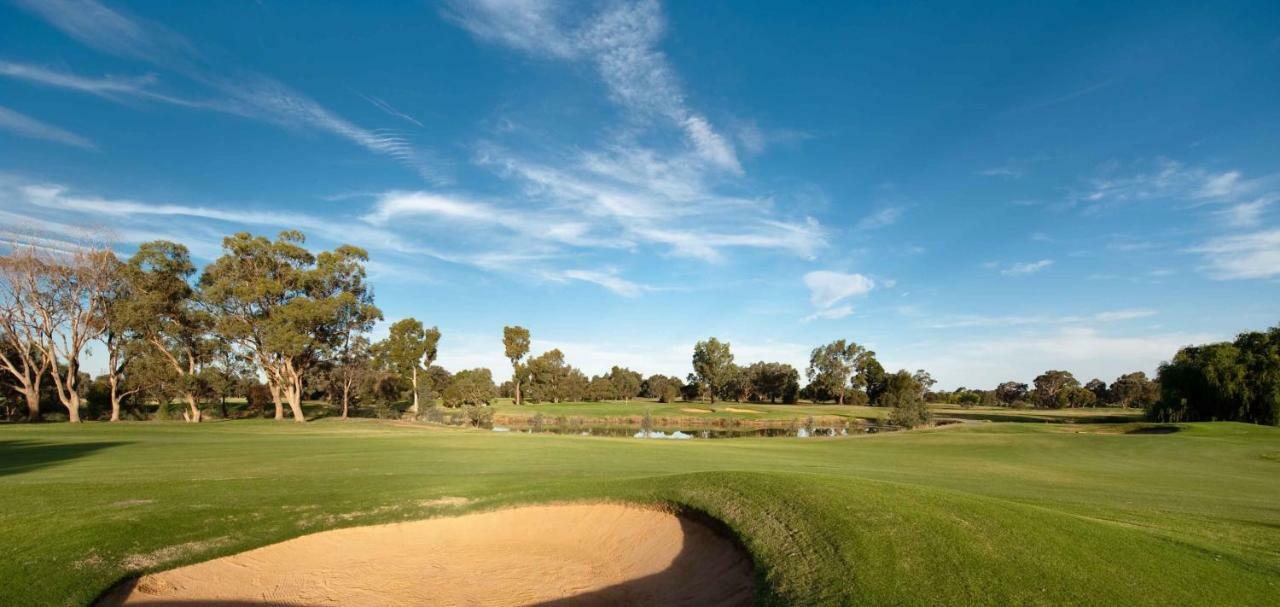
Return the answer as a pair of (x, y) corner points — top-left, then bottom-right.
(184, 392), (202, 423)
(838, 389), (845, 405)
(220, 396), (228, 420)
(341, 382), (350, 419)
(409, 366), (419, 414)
(65, 392), (81, 423)
(284, 370), (306, 423)
(513, 369), (522, 406)
(269, 380), (284, 420)
(23, 386), (41, 422)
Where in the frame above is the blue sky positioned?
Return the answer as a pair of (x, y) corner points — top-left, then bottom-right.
(2, 0), (1278, 389)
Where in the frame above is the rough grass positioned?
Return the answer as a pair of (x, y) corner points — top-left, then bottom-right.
(0, 419), (1277, 606)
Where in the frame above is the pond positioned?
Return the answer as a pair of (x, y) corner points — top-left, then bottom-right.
(491, 424), (897, 439)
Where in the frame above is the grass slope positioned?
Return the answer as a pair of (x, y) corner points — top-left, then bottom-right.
(0, 420), (1277, 606)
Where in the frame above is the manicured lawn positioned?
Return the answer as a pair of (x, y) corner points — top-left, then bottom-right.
(1, 419), (1277, 605)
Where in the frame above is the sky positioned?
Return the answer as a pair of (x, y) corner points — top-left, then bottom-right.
(1, 0), (1278, 389)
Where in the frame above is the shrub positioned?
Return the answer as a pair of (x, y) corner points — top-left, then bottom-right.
(462, 404), (493, 428)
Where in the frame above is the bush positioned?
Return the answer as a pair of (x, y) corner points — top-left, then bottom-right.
(462, 404), (493, 428)
(246, 384), (273, 418)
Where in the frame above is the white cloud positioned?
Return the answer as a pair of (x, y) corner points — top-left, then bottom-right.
(0, 105), (95, 149)
(900, 326), (1213, 390)
(559, 269), (648, 297)
(1219, 197), (1274, 227)
(802, 271), (873, 320)
(1190, 229), (1280, 279)
(1000, 259), (1054, 276)
(924, 308), (1157, 329)
(856, 207), (903, 230)
(448, 0), (740, 172)
(10, 1), (443, 183)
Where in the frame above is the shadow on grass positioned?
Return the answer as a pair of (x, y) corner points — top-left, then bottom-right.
(0, 440), (128, 478)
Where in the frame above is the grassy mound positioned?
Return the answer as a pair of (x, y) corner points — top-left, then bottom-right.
(0, 420), (1276, 605)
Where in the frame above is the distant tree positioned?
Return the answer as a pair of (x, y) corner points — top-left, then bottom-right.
(692, 338), (735, 403)
(376, 318), (439, 415)
(523, 349), (586, 403)
(330, 335), (374, 419)
(746, 361), (799, 403)
(1033, 370), (1080, 409)
(806, 340), (872, 405)
(643, 374), (683, 403)
(912, 369), (937, 400)
(994, 381), (1028, 406)
(201, 344), (253, 419)
(857, 356), (889, 405)
(1084, 378), (1109, 404)
(585, 375), (614, 402)
(680, 374), (704, 402)
(1109, 372), (1156, 409)
(503, 326), (531, 405)
(425, 365), (453, 403)
(883, 370), (931, 428)
(607, 366), (643, 401)
(442, 368), (497, 408)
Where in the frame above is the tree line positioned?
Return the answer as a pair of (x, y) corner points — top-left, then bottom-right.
(2, 230), (1275, 427)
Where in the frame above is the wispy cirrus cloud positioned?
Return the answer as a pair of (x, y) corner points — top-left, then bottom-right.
(10, 0), (444, 183)
(0, 105), (95, 149)
(998, 259), (1053, 276)
(924, 308), (1157, 329)
(856, 207), (903, 230)
(446, 0), (741, 173)
(1190, 229), (1280, 280)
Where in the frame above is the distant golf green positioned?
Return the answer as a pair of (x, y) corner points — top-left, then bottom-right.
(1, 419), (1276, 606)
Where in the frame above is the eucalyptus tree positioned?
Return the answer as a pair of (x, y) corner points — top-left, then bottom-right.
(1032, 370), (1080, 409)
(503, 325), (531, 405)
(119, 242), (214, 422)
(806, 339), (873, 405)
(0, 244), (116, 422)
(692, 337), (734, 403)
(331, 335), (374, 419)
(607, 366), (642, 401)
(0, 249), (49, 419)
(201, 231), (379, 422)
(376, 318), (439, 414)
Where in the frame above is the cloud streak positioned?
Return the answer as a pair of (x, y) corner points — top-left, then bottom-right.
(0, 105), (95, 149)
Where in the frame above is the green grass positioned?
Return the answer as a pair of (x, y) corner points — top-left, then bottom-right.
(490, 398), (889, 423)
(1, 419), (1277, 606)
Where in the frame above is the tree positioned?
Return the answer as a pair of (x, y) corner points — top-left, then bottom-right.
(746, 361), (799, 403)
(376, 318), (439, 415)
(643, 374), (683, 403)
(330, 335), (373, 419)
(857, 356), (888, 405)
(994, 381), (1028, 406)
(585, 375), (614, 402)
(201, 232), (379, 422)
(692, 338), (734, 403)
(523, 349), (586, 403)
(0, 245), (116, 422)
(1109, 372), (1155, 409)
(442, 368), (497, 408)
(912, 369), (936, 400)
(1085, 378), (1109, 404)
(1032, 370), (1079, 409)
(607, 366), (643, 401)
(119, 242), (215, 423)
(806, 340), (871, 405)
(1153, 326), (1278, 425)
(883, 370), (931, 428)
(503, 326), (531, 405)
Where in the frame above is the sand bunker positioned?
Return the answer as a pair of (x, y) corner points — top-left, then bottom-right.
(681, 407), (713, 414)
(102, 503), (754, 606)
(723, 407), (761, 414)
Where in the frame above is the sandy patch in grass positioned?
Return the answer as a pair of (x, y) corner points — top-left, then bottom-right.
(724, 407), (761, 414)
(681, 407), (713, 413)
(103, 503), (754, 606)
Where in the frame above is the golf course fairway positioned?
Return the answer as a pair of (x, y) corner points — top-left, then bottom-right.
(1, 419), (1277, 606)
